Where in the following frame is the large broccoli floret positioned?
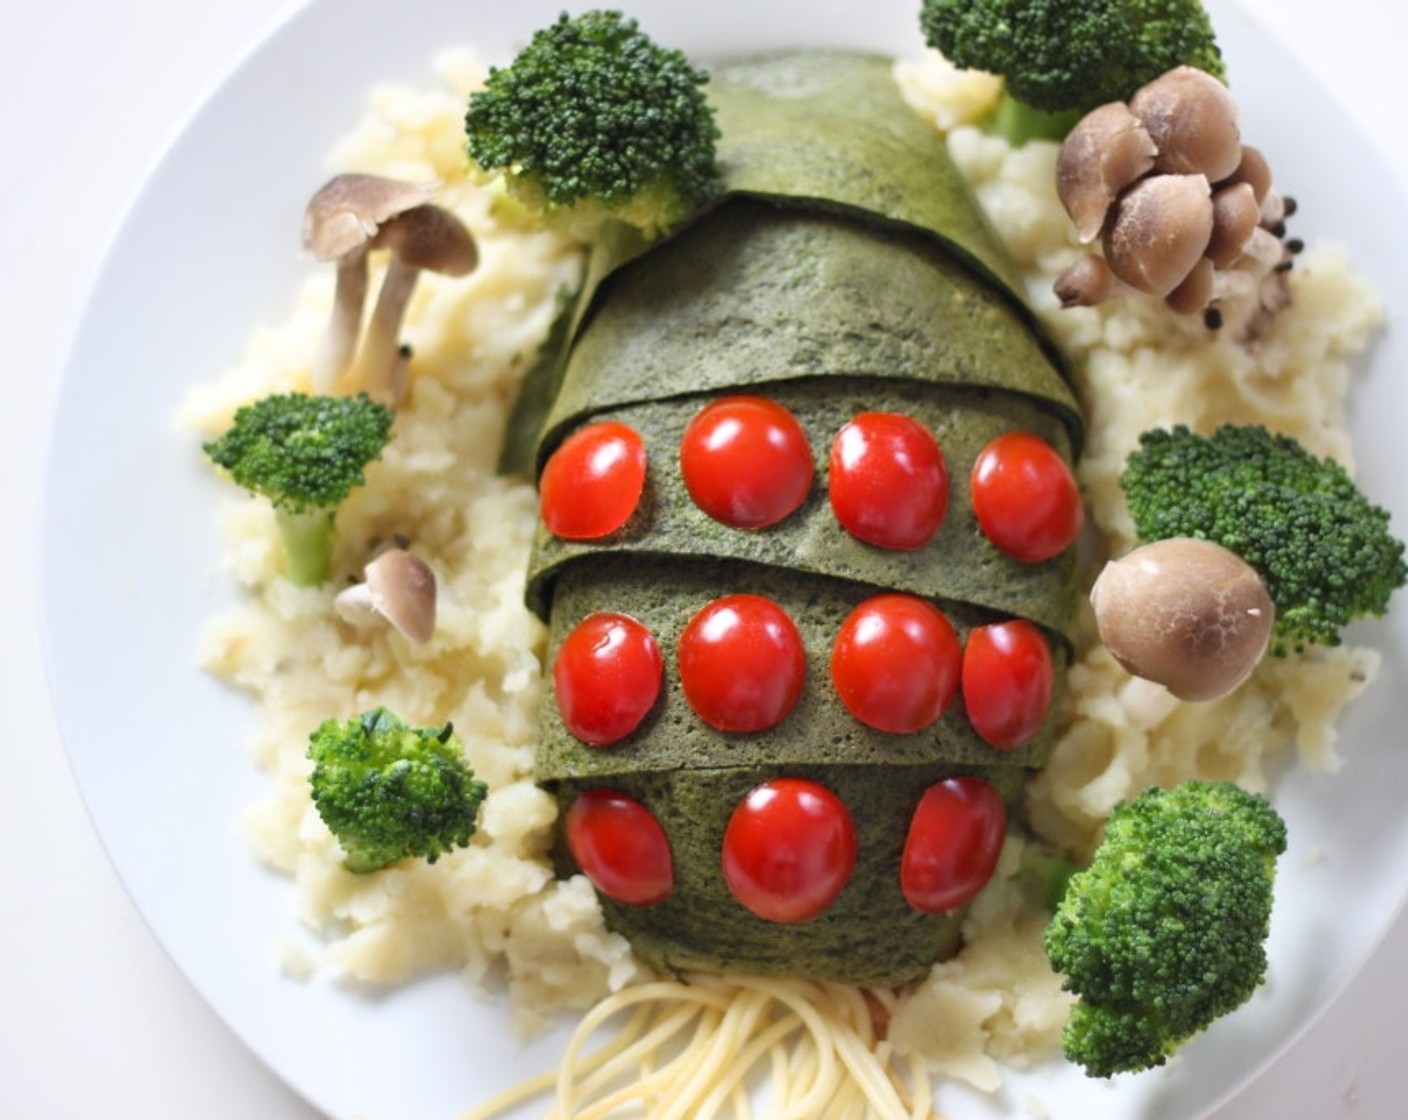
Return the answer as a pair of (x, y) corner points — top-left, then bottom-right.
(918, 0), (1225, 143)
(464, 9), (720, 240)
(202, 391), (394, 586)
(1121, 423), (1407, 653)
(307, 707), (488, 874)
(1045, 780), (1287, 1078)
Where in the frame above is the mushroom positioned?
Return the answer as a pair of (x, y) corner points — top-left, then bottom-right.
(1054, 254), (1119, 308)
(302, 174), (440, 392)
(1206, 181), (1261, 269)
(1102, 174), (1214, 297)
(1055, 101), (1158, 244)
(1128, 66), (1242, 182)
(347, 203), (479, 405)
(1090, 537), (1275, 702)
(334, 547), (438, 644)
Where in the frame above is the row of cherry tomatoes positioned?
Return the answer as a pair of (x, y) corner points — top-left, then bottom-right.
(539, 395), (1083, 563)
(553, 592), (1055, 751)
(565, 773), (1008, 922)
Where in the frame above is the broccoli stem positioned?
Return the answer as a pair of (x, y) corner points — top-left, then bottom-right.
(275, 508), (336, 586)
(985, 93), (1083, 146)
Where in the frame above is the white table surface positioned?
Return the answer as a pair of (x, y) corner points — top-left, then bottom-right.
(3, 2), (1405, 1117)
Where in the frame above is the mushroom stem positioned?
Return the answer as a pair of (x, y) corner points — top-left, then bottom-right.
(311, 246), (369, 392)
(351, 256), (421, 405)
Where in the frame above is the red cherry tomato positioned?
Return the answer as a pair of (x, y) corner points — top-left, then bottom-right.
(962, 620), (1055, 751)
(553, 612), (664, 746)
(830, 594), (962, 733)
(828, 412), (948, 550)
(970, 431), (1082, 564)
(900, 777), (1007, 913)
(677, 594), (806, 732)
(565, 788), (673, 907)
(539, 421), (647, 540)
(721, 778), (857, 923)
(679, 395), (814, 529)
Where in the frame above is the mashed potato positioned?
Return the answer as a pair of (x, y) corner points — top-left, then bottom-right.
(183, 45), (1385, 1095)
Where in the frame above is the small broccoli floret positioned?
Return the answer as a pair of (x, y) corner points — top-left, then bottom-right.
(202, 391), (394, 586)
(464, 9), (720, 240)
(1045, 780), (1287, 1078)
(306, 707), (488, 874)
(918, 0), (1225, 143)
(1121, 423), (1408, 653)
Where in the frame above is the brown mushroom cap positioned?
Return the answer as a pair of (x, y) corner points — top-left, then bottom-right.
(1207, 181), (1261, 269)
(1129, 67), (1242, 182)
(1090, 537), (1275, 702)
(1056, 102), (1158, 244)
(1054, 254), (1117, 308)
(371, 204), (479, 276)
(1220, 145), (1273, 204)
(302, 174), (441, 261)
(1102, 173), (1214, 297)
(334, 548), (437, 644)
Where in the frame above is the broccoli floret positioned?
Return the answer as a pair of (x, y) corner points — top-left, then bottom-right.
(1044, 780), (1287, 1078)
(202, 391), (394, 586)
(918, 0), (1225, 143)
(307, 707), (488, 874)
(463, 9), (720, 240)
(1121, 423), (1407, 653)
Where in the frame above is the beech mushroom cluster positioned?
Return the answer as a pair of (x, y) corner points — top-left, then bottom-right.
(303, 173), (479, 404)
(1053, 67), (1298, 338)
(1090, 537), (1274, 702)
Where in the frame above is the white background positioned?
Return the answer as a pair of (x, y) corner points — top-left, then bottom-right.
(2, 2), (1404, 1117)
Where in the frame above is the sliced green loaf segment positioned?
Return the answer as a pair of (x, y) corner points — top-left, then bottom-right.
(534, 199), (1081, 473)
(536, 555), (1065, 785)
(500, 50), (1070, 477)
(550, 763), (1028, 986)
(527, 377), (1082, 644)
(706, 50), (1034, 324)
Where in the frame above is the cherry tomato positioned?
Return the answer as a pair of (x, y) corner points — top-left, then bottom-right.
(721, 778), (857, 923)
(830, 594), (962, 733)
(677, 594), (806, 732)
(900, 777), (1007, 913)
(565, 788), (673, 907)
(962, 620), (1054, 751)
(970, 431), (1082, 564)
(553, 612), (664, 746)
(679, 395), (814, 529)
(828, 412), (948, 550)
(539, 420), (647, 540)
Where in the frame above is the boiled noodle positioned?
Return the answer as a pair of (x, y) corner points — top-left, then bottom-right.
(182, 44), (1384, 1116)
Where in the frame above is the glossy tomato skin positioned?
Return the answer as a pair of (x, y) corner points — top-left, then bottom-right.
(830, 594), (962, 733)
(677, 594), (806, 732)
(828, 412), (949, 550)
(553, 612), (663, 746)
(565, 788), (674, 907)
(722, 778), (858, 923)
(539, 421), (648, 540)
(900, 776), (1007, 913)
(970, 431), (1082, 564)
(962, 620), (1054, 751)
(680, 395), (815, 529)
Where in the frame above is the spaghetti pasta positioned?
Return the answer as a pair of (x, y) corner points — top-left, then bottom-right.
(459, 975), (938, 1120)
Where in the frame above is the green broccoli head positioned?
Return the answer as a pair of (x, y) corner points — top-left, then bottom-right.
(1044, 780), (1287, 1078)
(1121, 423), (1408, 654)
(464, 9), (720, 240)
(919, 0), (1224, 126)
(202, 391), (394, 585)
(307, 707), (488, 874)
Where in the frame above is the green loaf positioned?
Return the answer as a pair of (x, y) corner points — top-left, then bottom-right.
(517, 50), (1085, 986)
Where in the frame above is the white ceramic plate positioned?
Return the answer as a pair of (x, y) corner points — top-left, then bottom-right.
(39, 1), (1408, 1118)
